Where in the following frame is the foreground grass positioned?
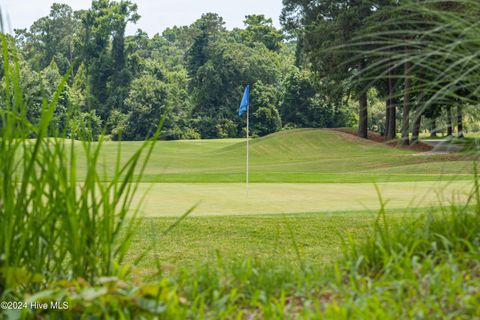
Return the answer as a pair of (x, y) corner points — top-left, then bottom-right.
(126, 211), (377, 270)
(18, 205), (480, 319)
(126, 207), (453, 271)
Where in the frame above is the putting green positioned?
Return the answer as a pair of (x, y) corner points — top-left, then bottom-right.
(134, 181), (473, 217)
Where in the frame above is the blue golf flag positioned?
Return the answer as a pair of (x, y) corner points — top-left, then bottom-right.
(238, 85), (249, 116)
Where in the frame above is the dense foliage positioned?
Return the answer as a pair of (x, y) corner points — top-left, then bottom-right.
(4, 1), (358, 141)
(282, 0), (480, 142)
(2, 0), (480, 142)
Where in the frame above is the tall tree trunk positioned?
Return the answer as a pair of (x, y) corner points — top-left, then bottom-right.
(384, 99), (390, 138)
(457, 106), (464, 138)
(412, 68), (425, 145)
(400, 47), (412, 146)
(386, 71), (396, 140)
(446, 105), (453, 136)
(411, 110), (422, 145)
(359, 91), (368, 139)
(358, 59), (368, 139)
(384, 71), (391, 139)
(430, 118), (438, 138)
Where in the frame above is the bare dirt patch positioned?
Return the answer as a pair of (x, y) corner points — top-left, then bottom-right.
(329, 128), (433, 152)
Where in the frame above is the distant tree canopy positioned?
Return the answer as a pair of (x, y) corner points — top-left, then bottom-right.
(3, 0), (475, 141)
(0, 0), (360, 141)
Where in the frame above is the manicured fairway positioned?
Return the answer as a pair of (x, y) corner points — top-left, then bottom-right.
(100, 129), (477, 268)
(110, 129), (477, 270)
(78, 129), (473, 183)
(79, 128), (476, 217)
(134, 181), (473, 217)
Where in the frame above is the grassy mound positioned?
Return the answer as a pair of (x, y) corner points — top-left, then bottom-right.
(80, 129), (471, 183)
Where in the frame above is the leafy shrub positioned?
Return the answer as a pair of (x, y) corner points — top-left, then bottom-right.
(163, 127), (201, 140)
(252, 105), (282, 136)
(122, 75), (168, 140)
(106, 109), (128, 140)
(74, 110), (103, 141)
(190, 116), (217, 139)
(181, 128), (201, 140)
(215, 119), (237, 138)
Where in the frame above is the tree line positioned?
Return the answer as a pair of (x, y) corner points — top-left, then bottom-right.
(1, 0), (478, 141)
(1, 0), (356, 141)
(282, 0), (480, 144)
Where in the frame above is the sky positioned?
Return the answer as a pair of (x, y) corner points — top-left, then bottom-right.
(0, 0), (284, 35)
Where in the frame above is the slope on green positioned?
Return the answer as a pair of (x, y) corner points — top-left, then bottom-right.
(78, 129), (472, 183)
(133, 181), (472, 217)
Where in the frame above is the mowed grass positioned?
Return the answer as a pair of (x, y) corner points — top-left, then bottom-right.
(127, 210), (385, 270)
(77, 129), (473, 183)
(126, 207), (448, 270)
(133, 181), (472, 216)
(77, 130), (474, 216)
(98, 129), (474, 270)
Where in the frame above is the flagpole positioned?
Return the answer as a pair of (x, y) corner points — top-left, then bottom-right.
(239, 84), (250, 198)
(246, 103), (249, 197)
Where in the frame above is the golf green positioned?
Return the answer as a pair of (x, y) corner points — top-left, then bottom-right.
(133, 181), (473, 217)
